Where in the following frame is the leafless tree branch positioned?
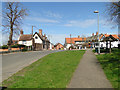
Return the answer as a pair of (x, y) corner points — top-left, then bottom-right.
(2, 2), (28, 50)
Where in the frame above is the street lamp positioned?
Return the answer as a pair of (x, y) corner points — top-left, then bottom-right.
(94, 10), (100, 54)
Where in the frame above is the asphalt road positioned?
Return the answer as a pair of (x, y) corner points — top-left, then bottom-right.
(2, 50), (61, 82)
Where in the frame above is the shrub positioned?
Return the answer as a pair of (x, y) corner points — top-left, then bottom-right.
(11, 44), (19, 48)
(21, 48), (27, 52)
(2, 45), (8, 49)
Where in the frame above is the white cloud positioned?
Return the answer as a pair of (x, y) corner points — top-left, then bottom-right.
(0, 33), (9, 46)
(64, 19), (96, 28)
(26, 17), (60, 23)
(44, 11), (62, 19)
(48, 34), (69, 45)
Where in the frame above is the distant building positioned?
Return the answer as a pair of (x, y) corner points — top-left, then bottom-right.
(50, 43), (54, 50)
(54, 43), (64, 50)
(65, 36), (86, 49)
(18, 29), (50, 50)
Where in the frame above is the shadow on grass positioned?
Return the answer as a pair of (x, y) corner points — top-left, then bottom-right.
(96, 49), (120, 89)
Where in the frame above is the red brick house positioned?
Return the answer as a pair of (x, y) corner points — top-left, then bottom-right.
(54, 43), (64, 50)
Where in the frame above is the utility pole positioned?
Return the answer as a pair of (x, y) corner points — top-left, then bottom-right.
(32, 26), (33, 35)
(32, 26), (34, 51)
(97, 12), (100, 54)
(94, 10), (100, 54)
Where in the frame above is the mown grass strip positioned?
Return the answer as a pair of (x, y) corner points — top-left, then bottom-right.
(96, 49), (120, 89)
(3, 50), (85, 88)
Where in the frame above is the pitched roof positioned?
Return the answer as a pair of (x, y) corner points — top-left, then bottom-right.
(33, 32), (44, 40)
(109, 35), (119, 39)
(65, 37), (86, 44)
(54, 43), (63, 47)
(33, 32), (50, 42)
(19, 34), (32, 41)
(86, 34), (119, 41)
(102, 35), (118, 41)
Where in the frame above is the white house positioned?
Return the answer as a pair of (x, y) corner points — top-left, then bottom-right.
(18, 30), (32, 46)
(65, 36), (86, 49)
(18, 29), (50, 50)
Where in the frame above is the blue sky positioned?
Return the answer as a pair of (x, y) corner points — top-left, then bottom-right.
(2, 2), (118, 45)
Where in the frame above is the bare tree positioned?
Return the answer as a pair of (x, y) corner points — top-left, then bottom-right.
(106, 1), (120, 26)
(2, 2), (28, 51)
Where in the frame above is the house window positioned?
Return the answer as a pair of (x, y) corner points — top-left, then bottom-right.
(95, 43), (99, 46)
(23, 41), (26, 44)
(101, 44), (103, 47)
(35, 36), (38, 39)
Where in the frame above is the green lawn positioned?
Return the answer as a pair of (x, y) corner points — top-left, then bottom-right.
(96, 49), (120, 89)
(2, 50), (85, 88)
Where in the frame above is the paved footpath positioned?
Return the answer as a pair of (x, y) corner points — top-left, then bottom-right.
(68, 49), (113, 88)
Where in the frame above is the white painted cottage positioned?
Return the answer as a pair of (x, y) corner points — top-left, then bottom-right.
(18, 29), (50, 50)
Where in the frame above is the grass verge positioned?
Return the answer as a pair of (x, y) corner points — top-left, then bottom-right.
(96, 49), (120, 89)
(2, 50), (85, 88)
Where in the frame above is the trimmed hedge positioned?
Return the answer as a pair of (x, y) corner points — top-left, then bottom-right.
(0, 45), (8, 49)
(21, 48), (28, 52)
(11, 44), (19, 48)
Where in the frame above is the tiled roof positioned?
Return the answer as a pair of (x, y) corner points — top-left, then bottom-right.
(86, 34), (119, 41)
(19, 34), (32, 41)
(109, 35), (119, 39)
(54, 43), (63, 47)
(65, 37), (86, 44)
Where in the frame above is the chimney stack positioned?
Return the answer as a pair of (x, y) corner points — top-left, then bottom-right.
(20, 30), (23, 35)
(104, 34), (107, 36)
(44, 34), (46, 37)
(78, 35), (80, 38)
(92, 33), (94, 36)
(96, 32), (98, 35)
(39, 29), (42, 36)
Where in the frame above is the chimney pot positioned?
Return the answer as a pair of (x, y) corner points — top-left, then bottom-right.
(78, 35), (80, 38)
(44, 34), (46, 37)
(20, 30), (23, 35)
(39, 29), (42, 36)
(96, 32), (98, 35)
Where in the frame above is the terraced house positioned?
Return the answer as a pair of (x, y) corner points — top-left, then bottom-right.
(86, 32), (120, 48)
(65, 36), (86, 49)
(18, 29), (50, 50)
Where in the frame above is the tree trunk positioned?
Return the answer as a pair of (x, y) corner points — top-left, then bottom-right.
(110, 41), (111, 54)
(8, 24), (13, 51)
(106, 41), (108, 53)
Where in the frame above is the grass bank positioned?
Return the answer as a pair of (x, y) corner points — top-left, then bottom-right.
(3, 50), (85, 88)
(96, 49), (120, 89)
